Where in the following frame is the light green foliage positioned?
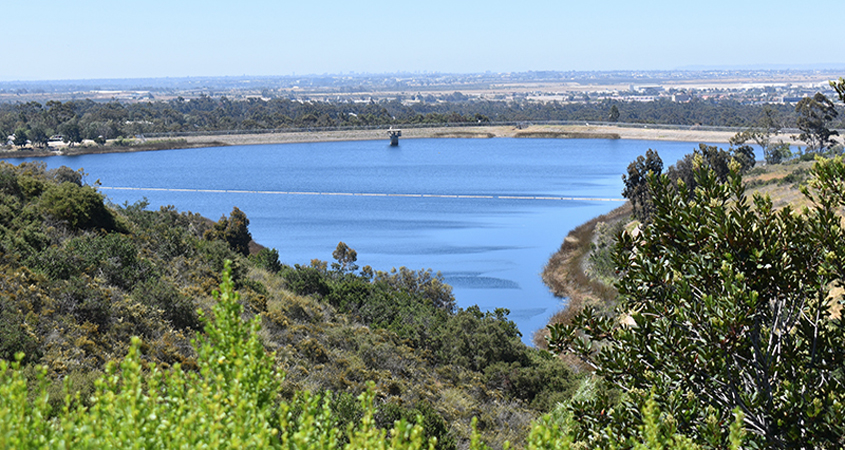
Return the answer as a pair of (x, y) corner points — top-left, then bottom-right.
(549, 157), (845, 447)
(0, 262), (463, 449)
(0, 262), (749, 449)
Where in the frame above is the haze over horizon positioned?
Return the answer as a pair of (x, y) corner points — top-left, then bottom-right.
(4, 0), (844, 82)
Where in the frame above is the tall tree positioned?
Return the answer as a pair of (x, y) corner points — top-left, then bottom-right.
(12, 128), (27, 147)
(794, 92), (839, 152)
(205, 207), (252, 256)
(621, 149), (663, 222)
(59, 121), (82, 146)
(331, 241), (359, 274)
(27, 126), (48, 148)
(608, 104), (620, 122)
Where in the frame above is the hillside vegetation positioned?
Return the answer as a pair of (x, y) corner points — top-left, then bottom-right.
(541, 118), (845, 447)
(0, 160), (750, 449)
(0, 160), (587, 448)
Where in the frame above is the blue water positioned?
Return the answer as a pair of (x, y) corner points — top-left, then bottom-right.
(3, 138), (702, 344)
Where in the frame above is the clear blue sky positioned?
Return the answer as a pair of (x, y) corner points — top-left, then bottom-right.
(3, 0), (844, 81)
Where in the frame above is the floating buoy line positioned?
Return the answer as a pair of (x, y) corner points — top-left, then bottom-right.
(99, 186), (625, 202)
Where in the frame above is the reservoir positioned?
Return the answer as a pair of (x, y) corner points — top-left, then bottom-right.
(3, 138), (700, 344)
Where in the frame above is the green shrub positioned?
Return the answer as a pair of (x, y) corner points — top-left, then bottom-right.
(131, 278), (200, 331)
(282, 264), (331, 297)
(56, 276), (113, 328)
(39, 182), (120, 231)
(251, 247), (282, 273)
(0, 299), (40, 364)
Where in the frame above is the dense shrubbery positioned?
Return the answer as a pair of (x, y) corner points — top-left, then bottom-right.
(0, 150), (774, 447)
(0, 161), (585, 448)
(550, 156), (845, 448)
(276, 244), (576, 416)
(1, 262), (745, 449)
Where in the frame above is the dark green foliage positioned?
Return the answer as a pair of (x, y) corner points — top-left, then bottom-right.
(12, 128), (27, 147)
(549, 159), (845, 448)
(120, 201), (206, 260)
(0, 161), (582, 448)
(36, 233), (152, 290)
(608, 104), (620, 122)
(49, 166), (84, 186)
(483, 350), (577, 411)
(39, 182), (119, 231)
(204, 206), (252, 256)
(282, 264), (331, 297)
(795, 92), (839, 152)
(433, 306), (525, 372)
(374, 400), (456, 450)
(621, 149), (663, 221)
(0, 298), (40, 363)
(374, 267), (455, 313)
(276, 244), (576, 414)
(28, 126), (48, 148)
(57, 276), (113, 328)
(251, 247), (282, 273)
(1, 96), (832, 150)
(58, 121), (82, 146)
(625, 144), (756, 222)
(131, 278), (199, 330)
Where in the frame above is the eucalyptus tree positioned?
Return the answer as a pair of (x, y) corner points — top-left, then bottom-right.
(795, 92), (839, 152)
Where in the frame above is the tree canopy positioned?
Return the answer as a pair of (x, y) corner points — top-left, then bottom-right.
(795, 92), (840, 152)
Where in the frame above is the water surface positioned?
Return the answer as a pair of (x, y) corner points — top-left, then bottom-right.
(4, 138), (701, 344)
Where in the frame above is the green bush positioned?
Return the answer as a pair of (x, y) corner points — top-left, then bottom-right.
(282, 264), (331, 297)
(251, 247), (282, 273)
(0, 299), (40, 364)
(57, 276), (113, 328)
(39, 182), (120, 231)
(131, 278), (200, 331)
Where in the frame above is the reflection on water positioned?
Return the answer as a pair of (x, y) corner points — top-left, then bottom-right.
(2, 138), (701, 344)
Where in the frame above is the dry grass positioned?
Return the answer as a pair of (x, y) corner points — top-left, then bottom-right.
(514, 131), (621, 139)
(432, 131), (496, 138)
(534, 203), (631, 351)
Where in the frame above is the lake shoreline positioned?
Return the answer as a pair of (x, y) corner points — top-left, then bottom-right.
(1, 124), (743, 158)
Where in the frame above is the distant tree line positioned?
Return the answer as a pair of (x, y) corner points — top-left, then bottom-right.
(3, 94), (843, 146)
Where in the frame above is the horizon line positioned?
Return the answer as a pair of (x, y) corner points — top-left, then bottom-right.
(3, 66), (845, 85)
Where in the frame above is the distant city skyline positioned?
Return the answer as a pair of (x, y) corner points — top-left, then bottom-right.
(3, 0), (844, 82)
